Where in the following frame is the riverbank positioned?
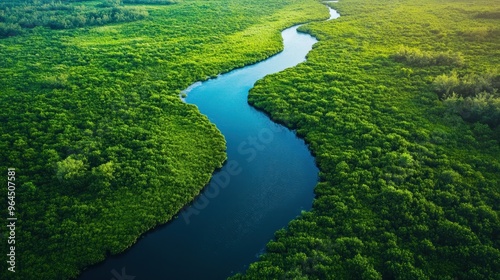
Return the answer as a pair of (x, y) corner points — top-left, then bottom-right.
(232, 0), (500, 278)
(0, 1), (327, 279)
(78, 16), (328, 280)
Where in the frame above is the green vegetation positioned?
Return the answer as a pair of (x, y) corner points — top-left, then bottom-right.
(3, 0), (499, 278)
(434, 71), (500, 128)
(232, 0), (500, 279)
(0, 0), (154, 37)
(393, 46), (464, 68)
(444, 92), (500, 129)
(122, 0), (175, 4)
(0, 0), (327, 279)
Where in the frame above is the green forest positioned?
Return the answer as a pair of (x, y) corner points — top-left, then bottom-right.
(0, 0), (327, 279)
(0, 0), (152, 37)
(231, 0), (500, 279)
(1, 0), (499, 279)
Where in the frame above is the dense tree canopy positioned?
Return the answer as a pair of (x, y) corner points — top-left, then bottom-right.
(231, 0), (500, 279)
(0, 0), (327, 279)
(0, 0), (155, 37)
(2, 0), (498, 278)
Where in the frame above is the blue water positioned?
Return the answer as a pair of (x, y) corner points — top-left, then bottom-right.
(78, 6), (339, 280)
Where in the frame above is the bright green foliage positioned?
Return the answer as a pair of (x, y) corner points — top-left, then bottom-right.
(123, 0), (174, 4)
(56, 155), (87, 182)
(0, 0), (152, 37)
(433, 71), (499, 98)
(231, 0), (500, 279)
(393, 46), (464, 68)
(0, 0), (327, 279)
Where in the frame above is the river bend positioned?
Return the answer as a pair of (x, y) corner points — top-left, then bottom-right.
(78, 5), (339, 280)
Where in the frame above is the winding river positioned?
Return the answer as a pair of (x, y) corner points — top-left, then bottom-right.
(78, 5), (339, 280)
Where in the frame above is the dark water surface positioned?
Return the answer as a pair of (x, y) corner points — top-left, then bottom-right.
(78, 6), (339, 280)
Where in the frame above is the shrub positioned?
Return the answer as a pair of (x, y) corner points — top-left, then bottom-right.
(434, 71), (499, 99)
(393, 46), (464, 67)
(444, 92), (500, 128)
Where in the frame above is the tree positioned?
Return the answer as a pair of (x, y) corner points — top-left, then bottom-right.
(56, 155), (86, 182)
